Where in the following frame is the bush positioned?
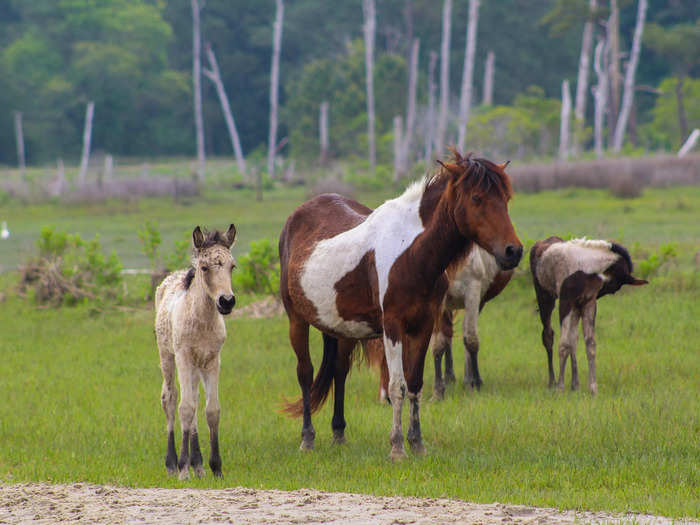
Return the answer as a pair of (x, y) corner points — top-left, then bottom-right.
(233, 238), (280, 296)
(638, 243), (678, 280)
(19, 226), (123, 308)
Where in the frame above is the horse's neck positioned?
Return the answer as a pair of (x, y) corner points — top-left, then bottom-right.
(186, 276), (218, 320)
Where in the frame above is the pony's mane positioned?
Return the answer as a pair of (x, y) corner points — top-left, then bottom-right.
(610, 242), (634, 272)
(183, 267), (195, 290)
(195, 229), (231, 251)
(431, 149), (513, 200)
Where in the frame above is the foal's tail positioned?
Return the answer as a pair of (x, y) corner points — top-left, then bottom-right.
(284, 333), (339, 417)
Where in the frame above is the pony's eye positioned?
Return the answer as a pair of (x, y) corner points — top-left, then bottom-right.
(472, 195), (482, 205)
(201, 266), (209, 272)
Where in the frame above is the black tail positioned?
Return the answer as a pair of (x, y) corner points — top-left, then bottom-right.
(284, 333), (338, 417)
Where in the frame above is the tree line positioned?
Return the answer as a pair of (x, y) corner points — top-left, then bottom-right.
(0, 0), (697, 169)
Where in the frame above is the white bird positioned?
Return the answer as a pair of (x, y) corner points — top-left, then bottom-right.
(1, 221), (9, 240)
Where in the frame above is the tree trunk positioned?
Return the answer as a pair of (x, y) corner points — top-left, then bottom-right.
(593, 37), (609, 159)
(401, 38), (420, 174)
(203, 44), (246, 176)
(436, 0), (452, 157)
(267, 0), (284, 181)
(13, 111), (25, 182)
(607, 0), (620, 147)
(393, 115), (403, 182)
(457, 0), (479, 153)
(78, 101), (95, 185)
(559, 80), (572, 160)
(191, 0), (205, 182)
(319, 101), (329, 165)
(675, 76), (688, 146)
(50, 158), (66, 198)
(612, 0), (647, 153)
(424, 51), (438, 165)
(362, 0), (376, 175)
(573, 0), (597, 156)
(482, 50), (495, 106)
(678, 129), (699, 157)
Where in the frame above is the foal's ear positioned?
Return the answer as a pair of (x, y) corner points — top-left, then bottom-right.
(192, 226), (205, 249)
(436, 160), (462, 177)
(627, 276), (649, 286)
(224, 223), (237, 248)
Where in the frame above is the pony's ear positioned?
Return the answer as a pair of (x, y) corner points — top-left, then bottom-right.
(436, 160), (462, 177)
(192, 226), (205, 249)
(498, 160), (511, 170)
(224, 223), (237, 248)
(627, 276), (649, 286)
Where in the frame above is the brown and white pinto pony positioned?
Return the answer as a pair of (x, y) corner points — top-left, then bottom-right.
(369, 244), (513, 401)
(155, 225), (237, 479)
(530, 237), (648, 394)
(279, 150), (522, 459)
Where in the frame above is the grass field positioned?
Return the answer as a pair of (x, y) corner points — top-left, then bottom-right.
(0, 179), (698, 519)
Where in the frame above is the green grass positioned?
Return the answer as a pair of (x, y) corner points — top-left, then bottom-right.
(0, 183), (698, 519)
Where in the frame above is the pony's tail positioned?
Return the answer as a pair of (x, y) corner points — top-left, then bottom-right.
(284, 333), (338, 417)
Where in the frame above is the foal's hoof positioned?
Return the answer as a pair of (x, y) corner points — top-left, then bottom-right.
(299, 439), (314, 451)
(432, 385), (445, 401)
(212, 470), (223, 479)
(444, 372), (456, 385)
(589, 383), (598, 396)
(193, 465), (205, 478)
(389, 446), (407, 461)
(409, 440), (426, 456)
(332, 431), (346, 445)
(178, 468), (190, 481)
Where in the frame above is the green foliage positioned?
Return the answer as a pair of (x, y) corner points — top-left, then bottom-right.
(165, 238), (191, 272)
(638, 243), (678, 280)
(233, 238), (280, 296)
(640, 76), (700, 150)
(138, 221), (191, 273)
(137, 220), (162, 272)
(645, 21), (700, 75)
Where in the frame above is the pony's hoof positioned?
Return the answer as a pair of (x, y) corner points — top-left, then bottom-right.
(444, 373), (456, 385)
(589, 383), (598, 396)
(299, 439), (314, 451)
(332, 431), (346, 445)
(409, 441), (426, 456)
(432, 385), (445, 401)
(193, 465), (205, 478)
(389, 446), (407, 461)
(178, 469), (190, 481)
(212, 470), (223, 479)
(166, 467), (177, 477)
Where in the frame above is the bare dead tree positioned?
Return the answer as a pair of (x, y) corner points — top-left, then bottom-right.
(267, 0), (284, 179)
(612, 0), (647, 152)
(482, 50), (495, 106)
(191, 0), (205, 182)
(436, 0), (452, 156)
(457, 0), (479, 152)
(203, 43), (247, 176)
(559, 79), (572, 160)
(319, 101), (329, 165)
(678, 129), (699, 157)
(573, 0), (597, 155)
(77, 101), (95, 185)
(593, 36), (609, 158)
(424, 51), (438, 165)
(362, 0), (376, 174)
(607, 0), (621, 147)
(393, 115), (403, 182)
(401, 38), (420, 175)
(104, 154), (113, 182)
(13, 111), (25, 181)
(49, 159), (66, 198)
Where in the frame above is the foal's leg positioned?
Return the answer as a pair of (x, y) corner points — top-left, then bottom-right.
(201, 359), (223, 477)
(383, 326), (408, 460)
(188, 374), (205, 478)
(463, 286), (483, 390)
(534, 281), (556, 387)
(175, 353), (197, 480)
(557, 302), (581, 392)
(159, 348), (178, 476)
(581, 300), (598, 395)
(290, 317), (315, 450)
(332, 338), (355, 444)
(431, 309), (453, 399)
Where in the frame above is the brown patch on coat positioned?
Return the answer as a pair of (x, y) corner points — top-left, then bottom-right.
(335, 250), (382, 336)
(559, 271), (604, 322)
(480, 269), (513, 311)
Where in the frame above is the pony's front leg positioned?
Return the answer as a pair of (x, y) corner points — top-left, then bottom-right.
(159, 348), (178, 476)
(581, 300), (598, 395)
(175, 353), (197, 480)
(383, 331), (407, 460)
(462, 286), (482, 390)
(405, 329), (431, 456)
(202, 360), (223, 477)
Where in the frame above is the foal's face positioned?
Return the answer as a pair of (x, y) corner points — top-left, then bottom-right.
(193, 225), (237, 315)
(452, 181), (522, 271)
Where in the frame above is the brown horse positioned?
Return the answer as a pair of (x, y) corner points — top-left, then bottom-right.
(279, 150), (522, 459)
(530, 237), (648, 394)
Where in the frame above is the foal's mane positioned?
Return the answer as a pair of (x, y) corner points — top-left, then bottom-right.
(430, 148), (513, 201)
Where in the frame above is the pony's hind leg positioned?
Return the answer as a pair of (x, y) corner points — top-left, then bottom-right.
(462, 287), (482, 390)
(290, 317), (315, 450)
(581, 300), (598, 395)
(432, 309), (453, 400)
(159, 348), (178, 476)
(534, 281), (556, 387)
(201, 362), (223, 477)
(332, 338), (355, 444)
(557, 302), (581, 392)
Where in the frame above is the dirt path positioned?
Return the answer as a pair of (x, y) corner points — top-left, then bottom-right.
(0, 483), (692, 524)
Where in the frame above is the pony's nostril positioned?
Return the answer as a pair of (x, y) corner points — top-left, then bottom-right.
(505, 245), (515, 258)
(219, 295), (235, 309)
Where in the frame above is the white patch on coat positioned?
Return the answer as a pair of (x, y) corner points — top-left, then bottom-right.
(536, 238), (619, 296)
(300, 182), (426, 338)
(445, 244), (500, 309)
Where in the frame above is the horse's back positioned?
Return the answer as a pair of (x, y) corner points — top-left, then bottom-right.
(155, 270), (189, 350)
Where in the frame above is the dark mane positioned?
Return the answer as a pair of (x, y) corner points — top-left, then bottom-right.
(182, 267), (195, 290)
(610, 242), (633, 272)
(431, 148), (513, 201)
(196, 229), (231, 250)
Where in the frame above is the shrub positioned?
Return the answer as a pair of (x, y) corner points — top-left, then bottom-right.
(233, 238), (281, 296)
(638, 243), (678, 280)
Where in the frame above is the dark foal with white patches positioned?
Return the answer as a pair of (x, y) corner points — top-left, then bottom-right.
(530, 237), (648, 394)
(155, 225), (237, 479)
(279, 150), (522, 459)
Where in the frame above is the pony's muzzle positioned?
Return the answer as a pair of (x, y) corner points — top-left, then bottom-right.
(217, 294), (236, 314)
(498, 244), (523, 270)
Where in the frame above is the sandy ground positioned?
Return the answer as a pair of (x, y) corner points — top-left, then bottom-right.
(0, 483), (694, 524)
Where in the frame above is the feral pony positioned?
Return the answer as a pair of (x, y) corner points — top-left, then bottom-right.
(155, 224), (237, 479)
(367, 244), (513, 401)
(279, 150), (522, 459)
(530, 237), (647, 394)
